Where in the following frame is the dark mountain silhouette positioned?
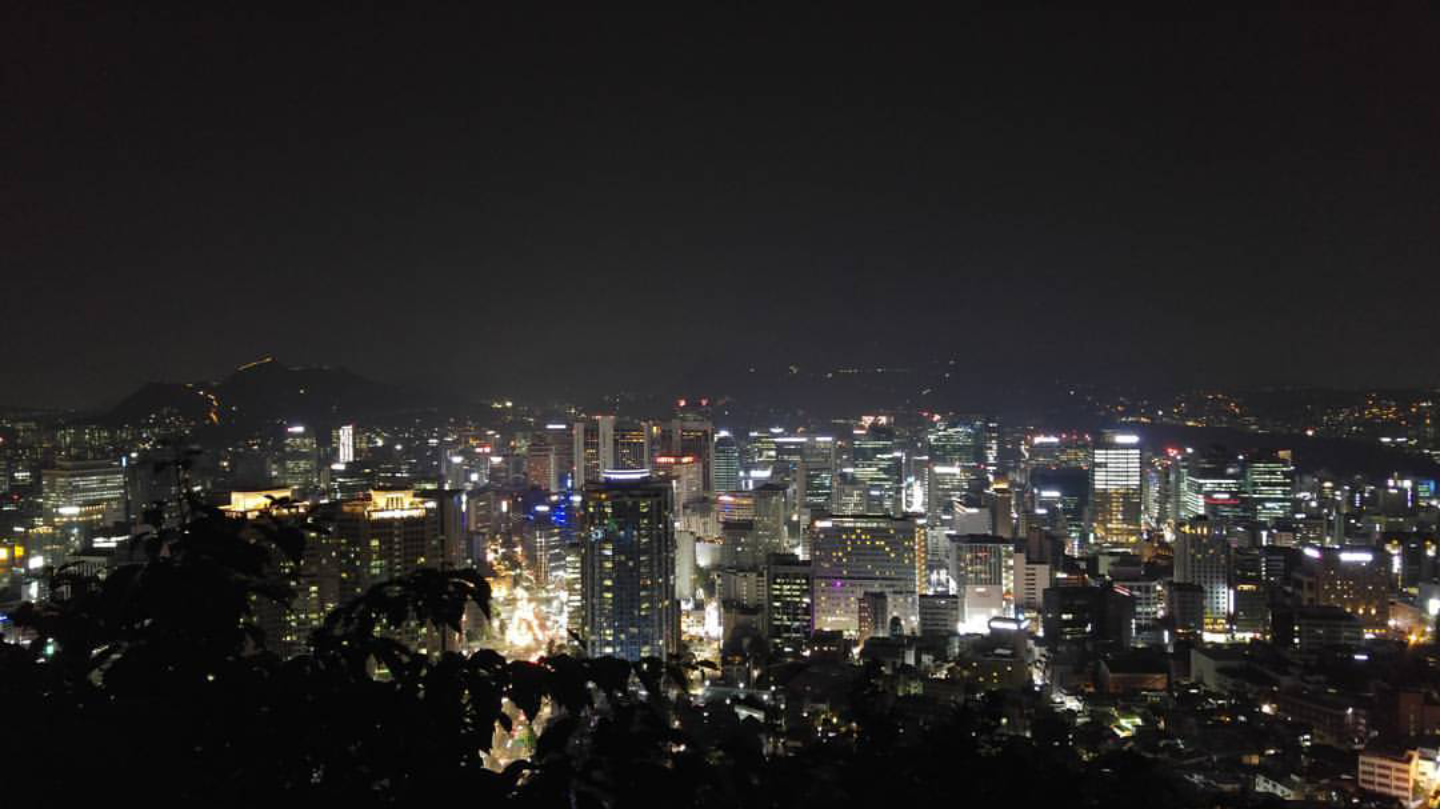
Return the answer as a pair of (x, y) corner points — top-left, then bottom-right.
(100, 357), (446, 435)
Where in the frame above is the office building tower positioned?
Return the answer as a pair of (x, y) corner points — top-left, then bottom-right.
(1013, 548), (1053, 618)
(926, 416), (985, 470)
(717, 486), (788, 567)
(923, 417), (985, 520)
(580, 472), (678, 661)
(800, 436), (837, 514)
(329, 489), (467, 656)
(334, 424), (356, 464)
(712, 431), (741, 492)
(1175, 517), (1233, 633)
(574, 415), (617, 486)
(857, 590), (890, 645)
(765, 553), (812, 656)
(948, 534), (1015, 632)
(1246, 449), (1295, 527)
(273, 425), (320, 492)
(1090, 431), (1143, 547)
(1180, 446), (1247, 522)
(613, 421), (654, 470)
(1166, 582), (1205, 637)
(43, 458), (127, 531)
(1143, 451), (1180, 534)
(1112, 576), (1165, 644)
(850, 423), (902, 515)
(926, 462), (972, 527)
(918, 593), (961, 637)
(1028, 467), (1090, 552)
(665, 419), (714, 493)
(655, 453), (706, 519)
(1041, 583), (1133, 648)
(1297, 544), (1390, 634)
(831, 472), (886, 516)
(524, 497), (577, 591)
(1025, 432), (1092, 472)
(527, 423), (578, 492)
(224, 491), (321, 660)
(1232, 547), (1268, 636)
(810, 514), (918, 636)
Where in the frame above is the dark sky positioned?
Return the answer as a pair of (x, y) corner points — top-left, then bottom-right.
(4, 3), (1439, 409)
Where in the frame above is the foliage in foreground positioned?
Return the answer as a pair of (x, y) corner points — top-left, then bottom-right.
(0, 505), (1199, 807)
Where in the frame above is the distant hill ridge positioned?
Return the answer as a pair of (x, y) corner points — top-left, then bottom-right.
(100, 357), (422, 433)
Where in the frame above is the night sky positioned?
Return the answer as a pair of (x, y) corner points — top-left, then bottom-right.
(4, 4), (1439, 409)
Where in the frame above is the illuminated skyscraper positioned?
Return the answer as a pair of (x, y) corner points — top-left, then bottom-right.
(947, 534), (1015, 632)
(328, 489), (467, 656)
(580, 472), (678, 661)
(273, 425), (319, 492)
(665, 419), (714, 493)
(526, 423), (578, 492)
(654, 453), (706, 517)
(334, 424), (355, 464)
(1297, 544), (1389, 633)
(613, 420), (654, 470)
(1174, 517), (1232, 633)
(712, 431), (741, 492)
(42, 458), (126, 530)
(1246, 449), (1295, 527)
(1024, 432), (1092, 473)
(810, 514), (918, 636)
(850, 423), (901, 515)
(800, 437), (837, 514)
(1090, 431), (1143, 547)
(1180, 446), (1246, 522)
(574, 415), (616, 486)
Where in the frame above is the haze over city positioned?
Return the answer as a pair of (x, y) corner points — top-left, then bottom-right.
(4, 4), (1440, 807)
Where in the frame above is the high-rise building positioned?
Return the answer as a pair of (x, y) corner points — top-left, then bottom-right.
(1143, 450), (1181, 534)
(1090, 431), (1143, 547)
(1246, 449), (1295, 527)
(1013, 548), (1053, 618)
(918, 593), (961, 637)
(712, 431), (741, 492)
(850, 424), (902, 515)
(273, 425), (319, 492)
(1296, 544), (1390, 634)
(42, 458), (127, 531)
(224, 490), (320, 660)
(923, 417), (985, 523)
(1025, 432), (1092, 473)
(580, 472), (678, 661)
(613, 421), (654, 471)
(524, 496), (578, 592)
(335, 424), (356, 464)
(528, 423), (578, 492)
(654, 454), (706, 517)
(810, 514), (918, 636)
(800, 437), (837, 514)
(716, 486), (788, 567)
(948, 534), (1015, 632)
(857, 590), (890, 645)
(665, 419), (714, 493)
(764, 553), (812, 656)
(328, 489), (467, 656)
(574, 415), (617, 486)
(1174, 517), (1233, 633)
(1232, 547), (1268, 636)
(1180, 446), (1247, 522)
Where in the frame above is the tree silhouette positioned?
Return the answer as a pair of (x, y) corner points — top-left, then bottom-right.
(0, 479), (1202, 807)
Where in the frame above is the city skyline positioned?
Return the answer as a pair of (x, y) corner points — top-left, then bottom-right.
(7, 6), (1440, 803)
